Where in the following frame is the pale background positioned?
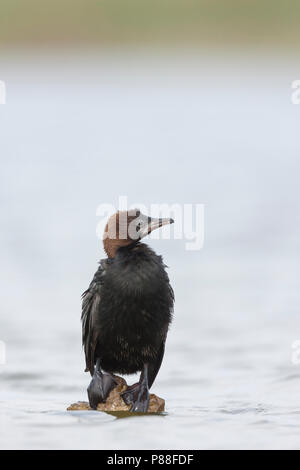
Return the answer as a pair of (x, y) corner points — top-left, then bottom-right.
(1, 1), (300, 449)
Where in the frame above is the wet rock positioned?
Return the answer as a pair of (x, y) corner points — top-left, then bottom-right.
(67, 376), (165, 414)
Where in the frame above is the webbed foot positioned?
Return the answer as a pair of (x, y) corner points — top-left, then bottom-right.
(130, 385), (150, 413)
(87, 371), (117, 409)
(121, 382), (139, 406)
(121, 363), (150, 412)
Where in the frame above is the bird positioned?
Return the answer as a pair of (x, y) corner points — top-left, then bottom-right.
(81, 209), (174, 412)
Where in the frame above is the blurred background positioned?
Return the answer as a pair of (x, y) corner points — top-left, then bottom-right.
(1, 0), (300, 46)
(1, 0), (300, 450)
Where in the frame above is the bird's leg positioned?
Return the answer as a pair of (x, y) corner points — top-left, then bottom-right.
(130, 363), (150, 412)
(127, 363), (150, 412)
(121, 345), (165, 408)
(87, 358), (118, 409)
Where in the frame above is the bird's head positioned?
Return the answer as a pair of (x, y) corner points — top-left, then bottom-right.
(103, 209), (174, 258)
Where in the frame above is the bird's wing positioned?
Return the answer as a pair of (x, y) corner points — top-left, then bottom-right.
(148, 278), (174, 388)
(81, 260), (108, 375)
(148, 341), (166, 389)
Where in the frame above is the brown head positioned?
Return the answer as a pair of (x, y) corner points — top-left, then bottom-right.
(103, 209), (174, 258)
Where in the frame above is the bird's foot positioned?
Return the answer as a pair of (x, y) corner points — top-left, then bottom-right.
(130, 384), (150, 412)
(121, 382), (140, 406)
(87, 371), (117, 409)
(121, 383), (149, 412)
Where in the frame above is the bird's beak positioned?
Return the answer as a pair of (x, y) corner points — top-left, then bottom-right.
(141, 216), (174, 238)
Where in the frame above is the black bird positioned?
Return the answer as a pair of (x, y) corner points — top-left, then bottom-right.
(81, 209), (174, 412)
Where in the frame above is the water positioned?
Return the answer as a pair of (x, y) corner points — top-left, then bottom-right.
(1, 49), (300, 449)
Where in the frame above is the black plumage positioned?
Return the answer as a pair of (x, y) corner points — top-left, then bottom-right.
(81, 210), (174, 411)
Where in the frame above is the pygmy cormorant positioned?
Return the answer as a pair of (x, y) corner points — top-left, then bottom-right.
(81, 209), (174, 412)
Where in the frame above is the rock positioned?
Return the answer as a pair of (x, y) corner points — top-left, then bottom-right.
(67, 376), (165, 415)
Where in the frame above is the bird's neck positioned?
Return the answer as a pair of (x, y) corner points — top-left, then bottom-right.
(103, 237), (139, 258)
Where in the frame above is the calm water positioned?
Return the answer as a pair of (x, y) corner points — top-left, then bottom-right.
(1, 49), (300, 449)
